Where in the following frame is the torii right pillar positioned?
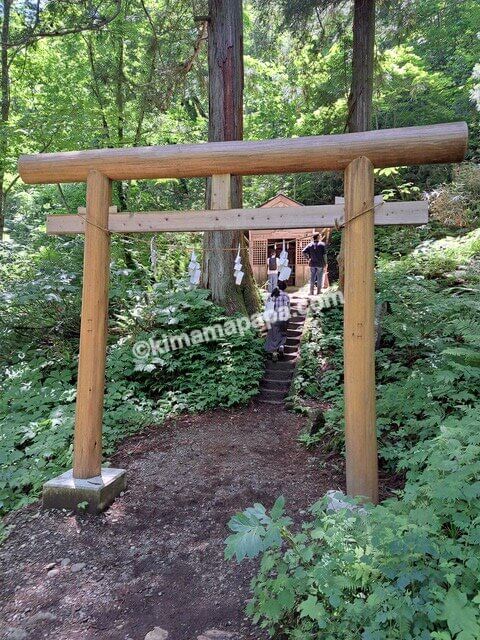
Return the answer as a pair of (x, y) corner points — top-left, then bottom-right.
(343, 156), (378, 504)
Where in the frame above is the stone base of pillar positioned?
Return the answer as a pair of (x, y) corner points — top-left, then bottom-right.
(42, 468), (126, 514)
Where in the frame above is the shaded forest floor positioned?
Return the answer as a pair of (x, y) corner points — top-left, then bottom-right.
(1, 403), (397, 640)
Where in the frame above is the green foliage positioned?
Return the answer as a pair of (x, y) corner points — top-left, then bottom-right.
(113, 281), (265, 411)
(296, 430), (322, 449)
(243, 0), (480, 208)
(0, 273), (264, 515)
(1, 0), (479, 226)
(290, 322), (323, 402)
(375, 46), (467, 130)
(374, 221), (460, 261)
(0, 349), (155, 515)
(225, 496), (291, 562)
(428, 164), (480, 227)
(292, 229), (480, 465)
(226, 411), (480, 639)
(226, 227), (480, 638)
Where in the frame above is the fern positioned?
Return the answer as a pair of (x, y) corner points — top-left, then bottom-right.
(292, 228), (480, 472)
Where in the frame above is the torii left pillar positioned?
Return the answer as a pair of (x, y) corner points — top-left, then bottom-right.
(43, 170), (126, 513)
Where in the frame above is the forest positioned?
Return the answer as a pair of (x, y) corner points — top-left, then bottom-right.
(1, 0), (480, 638)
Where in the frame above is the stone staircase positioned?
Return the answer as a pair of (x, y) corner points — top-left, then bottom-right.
(258, 297), (308, 405)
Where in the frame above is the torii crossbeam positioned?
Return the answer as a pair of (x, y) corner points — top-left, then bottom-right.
(46, 199), (428, 234)
(18, 122), (468, 512)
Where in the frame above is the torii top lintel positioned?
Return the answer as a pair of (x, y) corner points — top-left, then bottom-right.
(18, 122), (467, 185)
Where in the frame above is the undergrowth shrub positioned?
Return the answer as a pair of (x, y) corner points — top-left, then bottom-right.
(427, 163), (480, 227)
(293, 228), (480, 468)
(113, 281), (265, 410)
(0, 353), (155, 514)
(0, 276), (264, 515)
(225, 410), (480, 639)
(226, 227), (480, 639)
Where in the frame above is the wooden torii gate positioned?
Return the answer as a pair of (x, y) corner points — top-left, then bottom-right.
(18, 122), (467, 512)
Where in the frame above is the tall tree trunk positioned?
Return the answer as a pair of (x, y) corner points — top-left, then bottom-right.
(347, 0), (375, 134)
(114, 23), (140, 273)
(338, 0), (375, 290)
(0, 0), (11, 241)
(115, 30), (128, 211)
(201, 0), (259, 315)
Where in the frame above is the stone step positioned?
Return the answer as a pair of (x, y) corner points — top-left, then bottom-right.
(288, 324), (304, 332)
(287, 334), (302, 343)
(290, 307), (307, 314)
(263, 374), (293, 384)
(259, 298), (308, 407)
(258, 387), (288, 398)
(261, 379), (291, 391)
(287, 327), (303, 335)
(265, 353), (297, 363)
(290, 312), (307, 319)
(290, 300), (308, 306)
(264, 363), (294, 374)
(259, 386), (288, 396)
(265, 360), (295, 371)
(258, 397), (285, 405)
(289, 317), (306, 325)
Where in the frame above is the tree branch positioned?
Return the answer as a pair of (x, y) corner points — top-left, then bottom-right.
(83, 34), (112, 145)
(6, 0), (122, 49)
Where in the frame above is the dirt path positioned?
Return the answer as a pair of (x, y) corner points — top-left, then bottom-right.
(1, 403), (393, 640)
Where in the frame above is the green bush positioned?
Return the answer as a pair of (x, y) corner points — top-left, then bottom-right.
(0, 353), (155, 514)
(291, 228), (480, 466)
(226, 410), (480, 639)
(0, 280), (264, 516)
(226, 227), (480, 638)
(112, 281), (265, 410)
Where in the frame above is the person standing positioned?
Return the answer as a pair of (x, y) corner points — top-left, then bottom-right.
(264, 281), (290, 361)
(267, 249), (279, 293)
(302, 233), (327, 295)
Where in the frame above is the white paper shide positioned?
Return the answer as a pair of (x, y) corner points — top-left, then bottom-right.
(278, 239), (292, 282)
(188, 250), (201, 285)
(234, 244), (244, 285)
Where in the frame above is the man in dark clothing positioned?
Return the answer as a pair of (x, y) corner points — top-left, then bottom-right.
(302, 233), (327, 295)
(267, 249), (279, 293)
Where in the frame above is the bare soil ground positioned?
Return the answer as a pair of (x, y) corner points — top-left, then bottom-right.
(1, 403), (397, 640)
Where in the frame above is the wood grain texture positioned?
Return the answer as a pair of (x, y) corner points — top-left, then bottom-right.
(46, 201), (429, 234)
(348, 0), (375, 133)
(202, 0), (250, 312)
(210, 174), (231, 209)
(343, 156), (378, 504)
(73, 170), (111, 479)
(19, 122), (468, 184)
(77, 205), (117, 214)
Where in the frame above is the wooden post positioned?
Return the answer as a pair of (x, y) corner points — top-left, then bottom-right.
(45, 200), (429, 235)
(18, 122), (468, 184)
(73, 170), (111, 479)
(343, 156), (378, 503)
(202, 0), (259, 315)
(211, 174), (231, 210)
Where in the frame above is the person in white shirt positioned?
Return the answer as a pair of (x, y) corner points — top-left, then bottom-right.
(264, 281), (290, 361)
(267, 250), (279, 292)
